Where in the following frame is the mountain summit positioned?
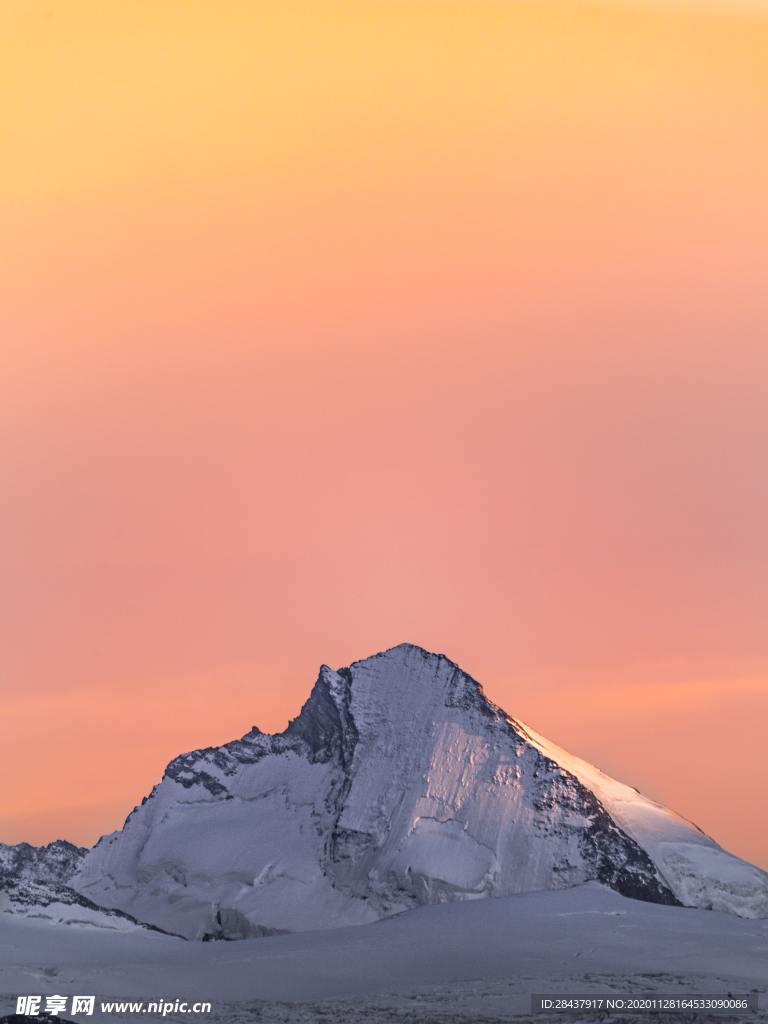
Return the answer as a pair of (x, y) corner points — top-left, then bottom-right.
(70, 644), (768, 938)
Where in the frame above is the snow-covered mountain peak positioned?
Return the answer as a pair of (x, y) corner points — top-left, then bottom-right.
(67, 644), (768, 937)
(0, 839), (86, 887)
(343, 641), (497, 724)
(346, 641), (473, 689)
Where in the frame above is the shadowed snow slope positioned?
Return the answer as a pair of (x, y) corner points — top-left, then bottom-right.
(70, 644), (768, 937)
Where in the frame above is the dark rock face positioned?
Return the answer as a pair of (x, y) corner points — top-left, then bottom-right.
(580, 801), (681, 906)
(161, 728), (282, 798)
(200, 906), (287, 941)
(164, 759), (232, 797)
(284, 665), (359, 766)
(508, 747), (681, 909)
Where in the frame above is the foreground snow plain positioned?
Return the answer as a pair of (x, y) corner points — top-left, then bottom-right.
(2, 884), (767, 1024)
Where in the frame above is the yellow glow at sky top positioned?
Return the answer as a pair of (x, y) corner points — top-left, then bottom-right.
(2, 0), (768, 211)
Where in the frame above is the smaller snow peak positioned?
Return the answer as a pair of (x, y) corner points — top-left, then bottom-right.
(0, 838), (87, 886)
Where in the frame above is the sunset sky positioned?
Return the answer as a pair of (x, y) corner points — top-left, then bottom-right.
(2, 1), (767, 870)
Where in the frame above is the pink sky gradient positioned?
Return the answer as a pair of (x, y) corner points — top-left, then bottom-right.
(2, 1), (767, 868)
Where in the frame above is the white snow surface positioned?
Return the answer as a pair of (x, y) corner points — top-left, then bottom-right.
(0, 887), (146, 934)
(71, 644), (768, 937)
(2, 885), (767, 1023)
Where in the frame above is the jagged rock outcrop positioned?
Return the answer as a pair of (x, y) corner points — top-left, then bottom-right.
(0, 839), (86, 886)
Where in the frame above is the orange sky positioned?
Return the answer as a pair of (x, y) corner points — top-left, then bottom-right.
(2, 0), (767, 870)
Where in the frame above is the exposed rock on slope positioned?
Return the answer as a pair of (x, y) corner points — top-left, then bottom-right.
(0, 842), (179, 936)
(0, 840), (86, 886)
